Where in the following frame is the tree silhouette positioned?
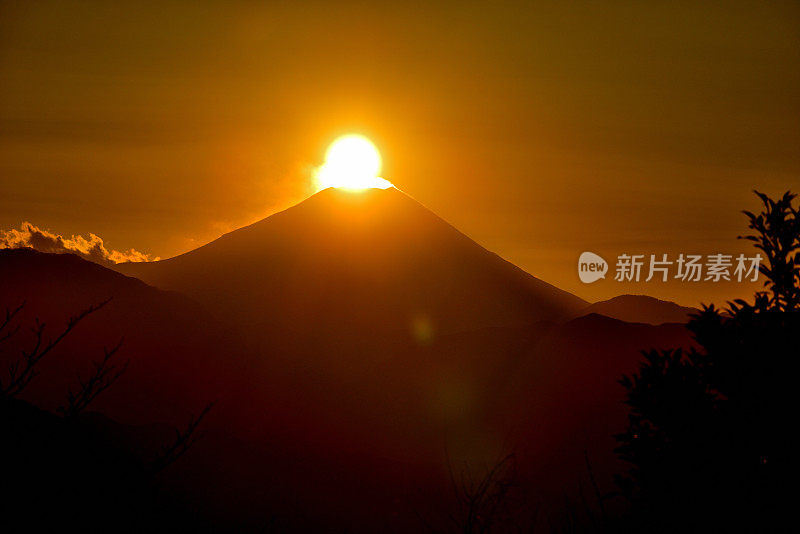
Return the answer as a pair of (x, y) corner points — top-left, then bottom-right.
(615, 191), (799, 532)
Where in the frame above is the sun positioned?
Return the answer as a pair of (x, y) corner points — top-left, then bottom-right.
(315, 135), (393, 191)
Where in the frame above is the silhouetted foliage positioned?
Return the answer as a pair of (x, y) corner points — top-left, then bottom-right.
(615, 191), (799, 532)
(741, 191), (800, 311)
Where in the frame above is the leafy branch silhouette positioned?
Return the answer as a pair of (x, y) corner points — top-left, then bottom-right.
(740, 190), (799, 311)
(615, 190), (799, 531)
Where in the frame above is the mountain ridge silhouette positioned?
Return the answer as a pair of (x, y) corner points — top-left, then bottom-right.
(118, 187), (587, 342)
(574, 294), (698, 325)
(0, 244), (694, 530)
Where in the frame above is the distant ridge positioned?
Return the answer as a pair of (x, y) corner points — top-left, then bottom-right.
(575, 294), (698, 325)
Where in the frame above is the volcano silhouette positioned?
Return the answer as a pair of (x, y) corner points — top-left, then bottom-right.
(119, 187), (586, 341)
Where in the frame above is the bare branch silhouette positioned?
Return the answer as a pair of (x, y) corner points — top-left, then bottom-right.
(151, 401), (215, 473)
(446, 452), (517, 533)
(0, 302), (25, 346)
(1, 298), (111, 397)
(582, 449), (615, 530)
(59, 337), (129, 418)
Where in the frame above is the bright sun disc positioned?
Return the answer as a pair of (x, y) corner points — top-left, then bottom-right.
(315, 135), (393, 191)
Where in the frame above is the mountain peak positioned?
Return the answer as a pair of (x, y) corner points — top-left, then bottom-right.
(269, 186), (425, 225)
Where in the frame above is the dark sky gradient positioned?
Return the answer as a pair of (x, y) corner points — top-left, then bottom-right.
(2, 0), (798, 306)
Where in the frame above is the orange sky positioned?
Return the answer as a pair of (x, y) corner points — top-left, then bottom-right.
(1, 1), (798, 307)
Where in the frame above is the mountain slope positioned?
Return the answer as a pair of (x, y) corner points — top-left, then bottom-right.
(118, 187), (587, 341)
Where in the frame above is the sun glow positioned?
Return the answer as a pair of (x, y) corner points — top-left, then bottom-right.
(315, 135), (393, 191)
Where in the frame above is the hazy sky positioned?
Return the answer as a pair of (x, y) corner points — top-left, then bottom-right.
(2, 0), (798, 306)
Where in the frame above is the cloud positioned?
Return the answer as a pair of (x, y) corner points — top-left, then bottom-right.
(0, 222), (158, 265)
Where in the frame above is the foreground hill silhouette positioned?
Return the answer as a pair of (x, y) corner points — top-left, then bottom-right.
(0, 248), (241, 422)
(2, 227), (695, 529)
(118, 187), (587, 342)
